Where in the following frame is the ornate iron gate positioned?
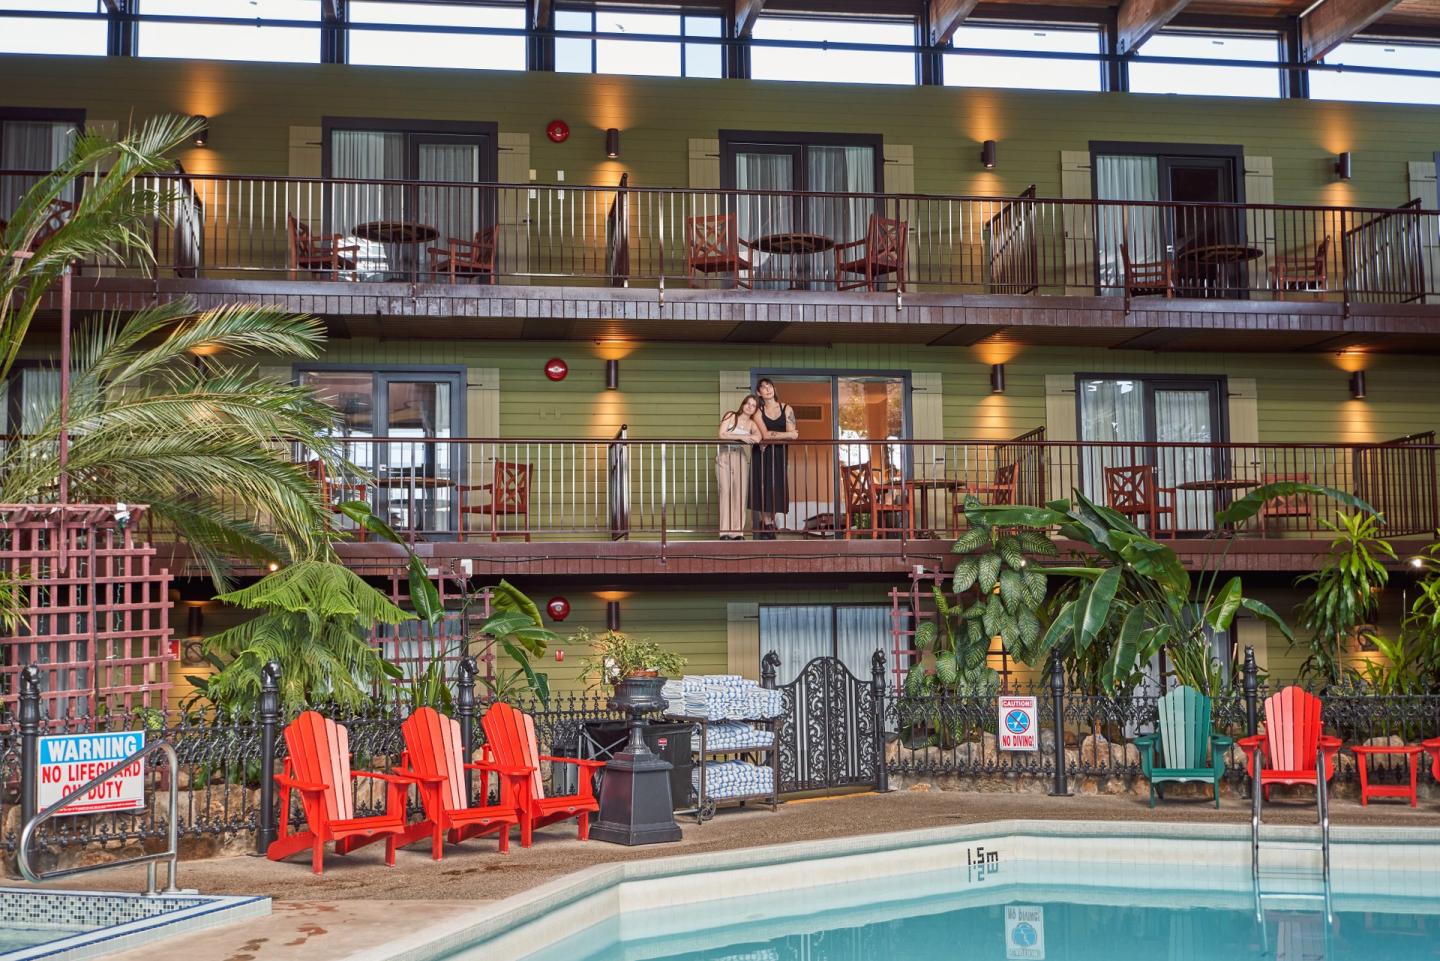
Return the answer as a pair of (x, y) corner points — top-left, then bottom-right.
(772, 652), (881, 794)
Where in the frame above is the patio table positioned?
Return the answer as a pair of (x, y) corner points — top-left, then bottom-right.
(1352, 743), (1424, 807)
(754, 231), (835, 289)
(352, 221), (439, 281)
(373, 474), (454, 541)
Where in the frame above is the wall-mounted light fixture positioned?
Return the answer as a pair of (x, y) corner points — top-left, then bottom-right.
(1349, 369), (1367, 399)
(606, 600), (621, 631)
(605, 358), (620, 391)
(980, 140), (997, 169)
(1335, 151), (1353, 181)
(191, 115), (209, 147)
(990, 363), (1006, 394)
(605, 128), (620, 159)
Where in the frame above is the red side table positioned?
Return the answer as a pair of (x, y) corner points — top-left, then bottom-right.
(1352, 744), (1424, 807)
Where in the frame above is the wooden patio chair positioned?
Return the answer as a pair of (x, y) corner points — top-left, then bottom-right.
(840, 462), (913, 539)
(1120, 242), (1175, 299)
(394, 707), (522, 859)
(480, 701), (606, 847)
(685, 213), (754, 289)
(458, 460), (531, 542)
(287, 213), (358, 280)
(2, 199), (76, 265)
(1134, 686), (1232, 809)
(266, 711), (413, 874)
(426, 225), (498, 284)
(1258, 471), (1312, 527)
(952, 462), (1018, 530)
(834, 214), (907, 292)
(1268, 236), (1329, 300)
(306, 458), (368, 542)
(1103, 464), (1176, 537)
(1237, 686), (1342, 800)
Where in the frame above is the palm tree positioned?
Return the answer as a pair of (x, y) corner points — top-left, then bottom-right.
(0, 114), (347, 583)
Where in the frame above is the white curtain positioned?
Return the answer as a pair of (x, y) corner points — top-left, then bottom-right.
(807, 145), (875, 288)
(418, 141), (482, 275)
(1095, 154), (1162, 292)
(1078, 378), (1146, 506)
(1153, 389), (1214, 531)
(736, 151), (793, 289)
(835, 607), (890, 683)
(759, 606), (832, 685)
(330, 130), (405, 277)
(1, 120), (78, 222)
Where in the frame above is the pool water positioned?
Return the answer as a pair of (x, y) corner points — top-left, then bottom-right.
(517, 862), (1440, 961)
(0, 926), (91, 954)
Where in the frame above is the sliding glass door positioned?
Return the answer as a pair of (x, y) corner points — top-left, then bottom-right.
(759, 605), (893, 684)
(324, 120), (497, 280)
(1077, 375), (1224, 532)
(0, 114), (81, 223)
(723, 132), (882, 289)
(300, 368), (464, 536)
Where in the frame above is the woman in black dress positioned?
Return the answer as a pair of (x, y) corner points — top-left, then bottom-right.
(749, 378), (798, 539)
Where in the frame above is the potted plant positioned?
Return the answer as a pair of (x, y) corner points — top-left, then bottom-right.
(576, 628), (687, 714)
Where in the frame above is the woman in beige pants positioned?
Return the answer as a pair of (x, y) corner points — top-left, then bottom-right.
(717, 395), (760, 539)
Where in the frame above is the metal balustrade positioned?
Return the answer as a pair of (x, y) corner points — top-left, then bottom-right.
(24, 169), (1437, 303)
(262, 434), (1440, 544)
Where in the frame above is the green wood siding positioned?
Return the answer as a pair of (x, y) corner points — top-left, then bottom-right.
(1, 54), (1437, 208)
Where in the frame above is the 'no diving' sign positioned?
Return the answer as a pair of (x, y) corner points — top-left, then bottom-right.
(999, 696), (1038, 752)
(1005, 905), (1045, 960)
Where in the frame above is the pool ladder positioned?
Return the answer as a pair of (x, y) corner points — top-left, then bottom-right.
(1249, 748), (1333, 927)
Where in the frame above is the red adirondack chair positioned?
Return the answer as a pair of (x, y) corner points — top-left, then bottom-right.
(480, 702), (606, 847)
(1237, 686), (1343, 799)
(267, 711), (413, 874)
(395, 707), (523, 859)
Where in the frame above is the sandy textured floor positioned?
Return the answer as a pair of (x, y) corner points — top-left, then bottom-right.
(46, 788), (1440, 905)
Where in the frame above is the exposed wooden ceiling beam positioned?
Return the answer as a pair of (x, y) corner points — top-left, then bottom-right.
(532, 0), (552, 31)
(1115, 0), (1196, 55)
(735, 0), (766, 37)
(321, 0), (342, 22)
(100, 0), (123, 13)
(1300, 0), (1404, 62)
(928, 0), (982, 47)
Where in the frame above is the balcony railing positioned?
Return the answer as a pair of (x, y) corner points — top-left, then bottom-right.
(265, 433), (1440, 546)
(26, 170), (1439, 305)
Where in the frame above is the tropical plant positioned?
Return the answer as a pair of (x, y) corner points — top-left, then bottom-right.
(191, 559), (411, 711)
(973, 481), (1373, 693)
(576, 628), (687, 688)
(0, 114), (347, 586)
(335, 500), (558, 708)
(1294, 511), (1395, 688)
(0, 114), (204, 381)
(905, 496), (1056, 701)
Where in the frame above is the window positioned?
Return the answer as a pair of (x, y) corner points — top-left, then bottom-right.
(1309, 39), (1440, 106)
(1076, 375), (1226, 533)
(721, 134), (885, 290)
(0, 111), (82, 222)
(759, 605), (894, 685)
(348, 1), (526, 71)
(0, 0), (106, 56)
(943, 24), (1101, 91)
(556, 7), (721, 77)
(139, 0), (320, 63)
(322, 119), (499, 280)
(750, 15), (916, 85)
(1128, 30), (1282, 98)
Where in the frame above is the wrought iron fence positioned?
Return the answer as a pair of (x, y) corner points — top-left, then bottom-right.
(25, 169), (1440, 304)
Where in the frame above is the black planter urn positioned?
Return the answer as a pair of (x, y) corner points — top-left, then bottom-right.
(589, 675), (683, 845)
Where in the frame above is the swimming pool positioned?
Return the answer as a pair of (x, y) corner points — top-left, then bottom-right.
(404, 821), (1440, 961)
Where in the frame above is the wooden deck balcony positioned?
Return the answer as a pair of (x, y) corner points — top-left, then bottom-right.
(30, 171), (1440, 349)
(151, 433), (1440, 580)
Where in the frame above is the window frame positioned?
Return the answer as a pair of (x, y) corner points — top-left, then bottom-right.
(1126, 26), (1286, 99)
(553, 4), (725, 78)
(940, 20), (1105, 92)
(320, 116), (500, 184)
(746, 11), (921, 86)
(719, 130), (886, 193)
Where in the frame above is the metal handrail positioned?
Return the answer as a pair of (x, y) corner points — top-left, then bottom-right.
(18, 740), (185, 897)
(1250, 744), (1334, 926)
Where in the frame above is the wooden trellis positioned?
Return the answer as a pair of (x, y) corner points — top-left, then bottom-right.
(0, 504), (174, 719)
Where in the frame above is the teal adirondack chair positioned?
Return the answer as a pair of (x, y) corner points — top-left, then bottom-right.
(1133, 686), (1233, 808)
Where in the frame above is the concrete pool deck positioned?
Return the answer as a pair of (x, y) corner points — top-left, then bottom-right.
(54, 790), (1440, 961)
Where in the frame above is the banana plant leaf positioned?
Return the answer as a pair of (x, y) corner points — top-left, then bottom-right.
(1214, 482), (1374, 527)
